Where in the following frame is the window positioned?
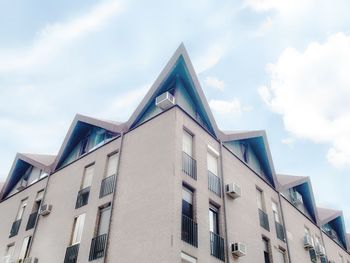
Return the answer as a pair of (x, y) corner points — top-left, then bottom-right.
(256, 188), (264, 211)
(183, 130), (193, 157)
(4, 244), (15, 263)
(16, 199), (28, 220)
(209, 205), (219, 234)
(276, 248), (286, 263)
(339, 255), (345, 263)
(97, 204), (111, 236)
(18, 236), (31, 262)
(262, 237), (271, 263)
(207, 152), (218, 176)
(33, 191), (44, 212)
(27, 167), (42, 185)
(272, 201), (280, 223)
(82, 165), (94, 189)
(181, 252), (197, 263)
(182, 186), (194, 219)
(71, 214), (85, 245)
(240, 142), (249, 163)
(106, 153), (119, 178)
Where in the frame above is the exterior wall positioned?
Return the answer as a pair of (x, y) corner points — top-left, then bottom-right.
(0, 178), (47, 260)
(323, 232), (350, 262)
(29, 138), (121, 263)
(222, 146), (287, 263)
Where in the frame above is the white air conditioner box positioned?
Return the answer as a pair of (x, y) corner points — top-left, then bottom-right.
(39, 204), (52, 216)
(231, 242), (247, 257)
(155, 91), (175, 110)
(226, 183), (242, 199)
(304, 234), (314, 249)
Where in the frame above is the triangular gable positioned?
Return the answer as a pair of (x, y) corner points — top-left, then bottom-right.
(278, 174), (319, 224)
(0, 153), (55, 200)
(53, 114), (123, 170)
(221, 130), (277, 188)
(318, 207), (348, 249)
(126, 43), (220, 137)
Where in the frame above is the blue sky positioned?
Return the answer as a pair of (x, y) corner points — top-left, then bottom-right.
(0, 0), (350, 228)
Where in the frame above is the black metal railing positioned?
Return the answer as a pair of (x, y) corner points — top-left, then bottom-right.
(75, 187), (90, 209)
(181, 214), (198, 247)
(26, 212), (38, 231)
(182, 152), (197, 180)
(99, 174), (116, 198)
(64, 244), (80, 263)
(89, 234), (108, 261)
(275, 221), (285, 241)
(258, 209), (270, 231)
(9, 219), (21, 237)
(208, 171), (221, 197)
(210, 231), (225, 261)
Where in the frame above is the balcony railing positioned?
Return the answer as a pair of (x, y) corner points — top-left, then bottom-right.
(26, 212), (39, 231)
(258, 209), (270, 231)
(181, 214), (198, 247)
(89, 234), (108, 261)
(208, 171), (221, 197)
(99, 174), (116, 198)
(64, 244), (80, 263)
(210, 231), (225, 261)
(9, 219), (21, 237)
(182, 152), (197, 180)
(75, 187), (90, 209)
(275, 221), (285, 241)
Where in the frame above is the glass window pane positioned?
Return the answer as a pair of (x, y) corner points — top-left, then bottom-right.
(182, 187), (193, 218)
(72, 214), (85, 245)
(209, 207), (219, 234)
(98, 205), (111, 236)
(18, 236), (31, 261)
(256, 189), (263, 210)
(207, 152), (218, 175)
(16, 199), (28, 220)
(183, 130), (193, 156)
(82, 165), (94, 189)
(106, 153), (118, 177)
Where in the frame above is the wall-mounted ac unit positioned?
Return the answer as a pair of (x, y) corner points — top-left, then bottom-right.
(315, 243), (326, 256)
(155, 91), (175, 110)
(304, 234), (314, 249)
(226, 183), (242, 199)
(17, 180), (28, 191)
(231, 242), (247, 257)
(23, 257), (38, 263)
(39, 204), (52, 216)
(291, 190), (303, 205)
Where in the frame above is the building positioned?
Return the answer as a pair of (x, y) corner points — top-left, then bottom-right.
(0, 44), (349, 263)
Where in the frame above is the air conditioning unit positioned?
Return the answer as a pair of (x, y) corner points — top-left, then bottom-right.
(39, 204), (52, 216)
(291, 190), (303, 205)
(17, 180), (28, 191)
(226, 183), (242, 199)
(315, 243), (326, 256)
(23, 258), (38, 263)
(304, 234), (314, 249)
(231, 242), (247, 257)
(155, 91), (175, 110)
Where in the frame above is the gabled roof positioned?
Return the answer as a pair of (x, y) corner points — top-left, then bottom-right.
(125, 43), (220, 137)
(317, 207), (348, 249)
(221, 130), (278, 188)
(278, 174), (319, 224)
(53, 114), (124, 170)
(0, 153), (55, 200)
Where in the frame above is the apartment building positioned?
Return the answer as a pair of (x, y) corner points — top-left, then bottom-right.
(0, 44), (349, 263)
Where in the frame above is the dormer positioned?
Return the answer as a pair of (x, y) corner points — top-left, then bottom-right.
(53, 114), (123, 170)
(278, 174), (318, 224)
(318, 207), (348, 250)
(126, 44), (220, 137)
(221, 130), (277, 188)
(0, 153), (55, 200)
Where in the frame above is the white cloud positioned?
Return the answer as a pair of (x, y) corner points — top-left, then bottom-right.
(259, 32), (350, 168)
(204, 76), (225, 91)
(0, 0), (123, 72)
(281, 137), (295, 145)
(255, 17), (273, 37)
(209, 98), (242, 115)
(244, 0), (311, 13)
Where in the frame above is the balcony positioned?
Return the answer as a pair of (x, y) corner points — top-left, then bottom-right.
(210, 231), (225, 261)
(258, 209), (270, 231)
(89, 234), (108, 261)
(208, 171), (221, 197)
(181, 214), (198, 247)
(26, 212), (39, 231)
(9, 219), (21, 237)
(182, 152), (197, 180)
(75, 187), (90, 209)
(99, 175), (116, 198)
(64, 244), (79, 263)
(275, 221), (285, 241)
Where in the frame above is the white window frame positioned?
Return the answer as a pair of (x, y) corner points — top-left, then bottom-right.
(71, 214), (86, 245)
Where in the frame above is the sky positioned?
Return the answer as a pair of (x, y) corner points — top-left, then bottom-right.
(0, 0), (350, 228)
